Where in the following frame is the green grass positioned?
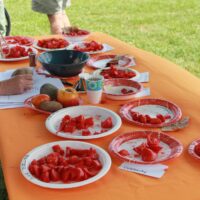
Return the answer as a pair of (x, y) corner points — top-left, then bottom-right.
(4, 0), (200, 78)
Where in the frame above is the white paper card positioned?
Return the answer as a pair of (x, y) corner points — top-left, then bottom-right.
(119, 162), (168, 178)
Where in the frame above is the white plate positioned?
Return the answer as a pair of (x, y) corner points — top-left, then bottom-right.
(45, 105), (122, 139)
(67, 42), (114, 54)
(20, 140), (112, 189)
(33, 41), (68, 51)
(93, 67), (140, 81)
(0, 45), (38, 62)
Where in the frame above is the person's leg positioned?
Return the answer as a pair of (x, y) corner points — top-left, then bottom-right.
(47, 12), (63, 34)
(62, 10), (70, 28)
(32, 0), (71, 35)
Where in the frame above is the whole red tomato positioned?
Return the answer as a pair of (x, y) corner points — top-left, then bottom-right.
(57, 87), (79, 107)
(31, 94), (50, 108)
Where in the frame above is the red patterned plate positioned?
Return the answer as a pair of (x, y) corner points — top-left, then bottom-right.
(120, 98), (182, 128)
(188, 139), (200, 160)
(24, 96), (83, 114)
(103, 79), (142, 100)
(4, 36), (34, 46)
(109, 131), (183, 164)
(87, 55), (132, 69)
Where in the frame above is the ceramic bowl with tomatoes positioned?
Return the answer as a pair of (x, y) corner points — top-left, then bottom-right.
(62, 27), (90, 43)
(38, 50), (89, 77)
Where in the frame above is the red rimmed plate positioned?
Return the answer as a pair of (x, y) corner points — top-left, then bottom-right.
(94, 67), (140, 81)
(3, 36), (34, 46)
(103, 79), (142, 100)
(87, 55), (132, 69)
(188, 139), (200, 160)
(24, 96), (83, 115)
(109, 131), (183, 164)
(120, 98), (182, 127)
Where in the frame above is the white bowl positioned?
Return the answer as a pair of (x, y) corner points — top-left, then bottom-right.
(63, 31), (90, 43)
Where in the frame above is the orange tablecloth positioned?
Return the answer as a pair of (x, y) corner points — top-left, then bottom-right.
(0, 32), (200, 200)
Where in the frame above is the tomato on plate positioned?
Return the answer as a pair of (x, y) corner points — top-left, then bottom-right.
(141, 147), (157, 162)
(118, 149), (130, 156)
(31, 94), (50, 108)
(101, 117), (113, 129)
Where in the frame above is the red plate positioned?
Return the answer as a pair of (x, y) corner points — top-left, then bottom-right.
(109, 131), (183, 164)
(120, 98), (182, 128)
(24, 96), (83, 114)
(188, 139), (200, 160)
(87, 55), (132, 69)
(103, 79), (142, 100)
(4, 36), (34, 46)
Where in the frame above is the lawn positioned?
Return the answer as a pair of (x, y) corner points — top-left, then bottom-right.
(4, 0), (200, 78)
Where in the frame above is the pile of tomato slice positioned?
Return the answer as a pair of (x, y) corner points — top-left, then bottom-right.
(121, 88), (133, 94)
(6, 36), (33, 46)
(3, 45), (33, 58)
(118, 133), (163, 162)
(37, 38), (69, 49)
(65, 29), (89, 36)
(28, 145), (102, 183)
(74, 41), (103, 52)
(129, 111), (171, 125)
(100, 65), (136, 79)
(59, 114), (113, 136)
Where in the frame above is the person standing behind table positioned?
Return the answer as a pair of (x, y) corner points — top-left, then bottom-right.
(32, 0), (71, 34)
(0, 0), (7, 36)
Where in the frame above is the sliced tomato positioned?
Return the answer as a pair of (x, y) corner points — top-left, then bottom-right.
(156, 114), (165, 122)
(84, 117), (94, 128)
(63, 124), (76, 133)
(68, 155), (80, 164)
(82, 130), (91, 136)
(50, 169), (60, 181)
(40, 164), (51, 173)
(52, 144), (65, 155)
(46, 153), (59, 165)
(138, 114), (147, 123)
(130, 111), (139, 121)
(141, 147), (157, 162)
(83, 157), (93, 167)
(40, 171), (50, 182)
(118, 149), (130, 156)
(147, 133), (160, 147)
(29, 164), (40, 177)
(91, 159), (102, 170)
(83, 167), (99, 177)
(133, 142), (147, 155)
(75, 115), (85, 129)
(101, 117), (113, 129)
(150, 118), (162, 124)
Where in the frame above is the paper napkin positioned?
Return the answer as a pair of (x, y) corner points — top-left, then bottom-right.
(134, 87), (150, 98)
(134, 72), (149, 83)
